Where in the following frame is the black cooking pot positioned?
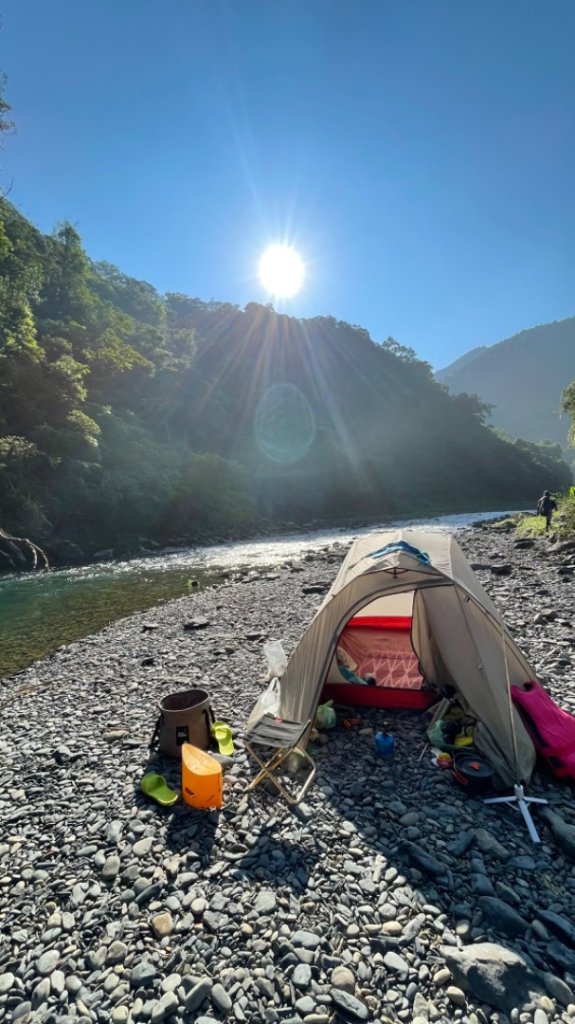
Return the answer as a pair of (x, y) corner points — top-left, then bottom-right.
(452, 753), (494, 795)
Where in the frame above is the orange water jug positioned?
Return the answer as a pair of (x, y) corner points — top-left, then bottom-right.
(181, 743), (223, 809)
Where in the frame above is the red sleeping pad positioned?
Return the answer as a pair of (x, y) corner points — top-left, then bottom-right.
(322, 615), (436, 710)
(511, 680), (575, 781)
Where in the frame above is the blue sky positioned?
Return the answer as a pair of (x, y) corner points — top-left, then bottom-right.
(1, 0), (574, 368)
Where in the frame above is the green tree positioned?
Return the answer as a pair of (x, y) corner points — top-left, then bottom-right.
(562, 381), (575, 446)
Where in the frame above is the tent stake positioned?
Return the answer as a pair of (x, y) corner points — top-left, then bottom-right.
(484, 784), (548, 843)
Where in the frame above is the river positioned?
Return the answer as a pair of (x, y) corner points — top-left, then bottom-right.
(0, 510), (516, 678)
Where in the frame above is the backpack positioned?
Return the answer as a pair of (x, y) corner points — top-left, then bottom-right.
(538, 496), (552, 516)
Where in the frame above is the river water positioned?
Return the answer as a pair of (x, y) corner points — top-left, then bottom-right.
(0, 510), (515, 678)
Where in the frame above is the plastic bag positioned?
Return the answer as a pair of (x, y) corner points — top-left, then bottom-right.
(315, 701), (336, 731)
(264, 640), (288, 680)
(427, 720), (446, 749)
(245, 677), (281, 733)
(259, 677), (280, 716)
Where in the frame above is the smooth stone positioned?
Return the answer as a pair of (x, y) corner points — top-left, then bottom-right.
(330, 965), (355, 993)
(151, 912), (174, 938)
(210, 982), (232, 1013)
(478, 897), (530, 938)
(296, 995), (316, 1014)
(150, 991), (179, 1022)
(544, 972), (574, 1006)
(107, 820), (123, 843)
(292, 930), (321, 949)
(446, 986), (466, 1006)
(254, 890), (276, 914)
(13, 1002), (33, 1021)
(102, 855), (121, 880)
(104, 974), (121, 994)
(51, 969), (65, 995)
(330, 988), (369, 1021)
(185, 978), (213, 1012)
(538, 909), (575, 947)
(382, 921), (403, 936)
(37, 949), (60, 975)
(133, 837), (153, 857)
(384, 951), (409, 977)
(413, 992), (429, 1017)
(472, 874), (495, 896)
(0, 973), (14, 994)
(32, 977), (51, 1006)
(111, 1008), (130, 1024)
(161, 973), (182, 994)
(107, 940), (128, 963)
(130, 962), (157, 987)
(433, 967), (452, 986)
(293, 963), (312, 988)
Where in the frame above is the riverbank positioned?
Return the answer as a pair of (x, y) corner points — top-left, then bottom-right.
(0, 500), (530, 572)
(1, 524), (575, 1023)
(0, 509), (523, 680)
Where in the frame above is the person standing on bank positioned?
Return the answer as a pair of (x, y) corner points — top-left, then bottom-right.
(537, 490), (557, 532)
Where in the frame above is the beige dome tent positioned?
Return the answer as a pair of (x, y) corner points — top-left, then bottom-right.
(263, 527), (537, 786)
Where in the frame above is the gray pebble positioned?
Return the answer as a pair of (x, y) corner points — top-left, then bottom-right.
(36, 949), (60, 975)
(0, 973), (14, 994)
(330, 988), (369, 1021)
(210, 982), (232, 1013)
(185, 978), (213, 1012)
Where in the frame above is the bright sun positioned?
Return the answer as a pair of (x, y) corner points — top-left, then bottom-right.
(259, 245), (305, 298)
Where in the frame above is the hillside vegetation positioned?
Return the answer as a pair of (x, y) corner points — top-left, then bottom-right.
(436, 317), (575, 448)
(0, 200), (572, 565)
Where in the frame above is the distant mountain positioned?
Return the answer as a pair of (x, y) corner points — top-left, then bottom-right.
(436, 318), (575, 448)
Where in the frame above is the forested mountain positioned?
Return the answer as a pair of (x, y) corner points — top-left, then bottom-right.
(436, 318), (575, 448)
(0, 200), (572, 565)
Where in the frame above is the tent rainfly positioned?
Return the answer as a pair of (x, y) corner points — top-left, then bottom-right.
(266, 527), (538, 786)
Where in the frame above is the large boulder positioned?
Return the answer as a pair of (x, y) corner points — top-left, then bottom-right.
(440, 942), (546, 1012)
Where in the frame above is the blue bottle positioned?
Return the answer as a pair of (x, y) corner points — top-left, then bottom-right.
(375, 732), (395, 760)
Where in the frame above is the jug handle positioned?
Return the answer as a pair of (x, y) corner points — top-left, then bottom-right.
(149, 712), (163, 750)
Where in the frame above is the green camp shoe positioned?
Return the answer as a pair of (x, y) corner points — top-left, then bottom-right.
(211, 720), (235, 756)
(140, 772), (178, 807)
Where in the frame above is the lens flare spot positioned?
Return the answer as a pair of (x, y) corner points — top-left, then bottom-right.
(255, 383), (316, 464)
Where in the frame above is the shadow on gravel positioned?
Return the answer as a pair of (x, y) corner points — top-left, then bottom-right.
(308, 706), (574, 982)
(234, 817), (321, 891)
(163, 804), (219, 865)
(133, 749), (219, 864)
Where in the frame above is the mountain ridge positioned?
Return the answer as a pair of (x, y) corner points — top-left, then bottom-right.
(436, 316), (575, 448)
(1, 201), (572, 561)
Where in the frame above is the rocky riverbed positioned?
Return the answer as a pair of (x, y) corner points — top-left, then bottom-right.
(1, 522), (575, 1024)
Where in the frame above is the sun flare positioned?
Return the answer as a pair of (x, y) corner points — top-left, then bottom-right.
(258, 245), (305, 298)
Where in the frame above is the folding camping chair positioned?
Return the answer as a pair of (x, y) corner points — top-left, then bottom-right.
(245, 713), (317, 805)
